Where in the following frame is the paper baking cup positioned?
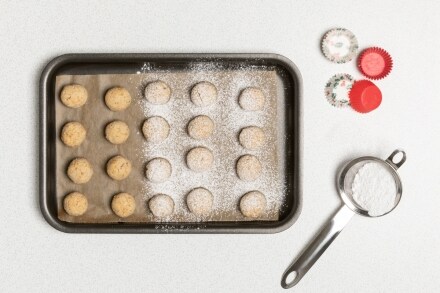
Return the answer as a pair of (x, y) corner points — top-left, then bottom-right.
(321, 28), (359, 64)
(324, 73), (355, 108)
(349, 80), (382, 113)
(358, 47), (393, 80)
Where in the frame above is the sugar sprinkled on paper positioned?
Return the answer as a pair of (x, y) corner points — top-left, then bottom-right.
(134, 61), (287, 224)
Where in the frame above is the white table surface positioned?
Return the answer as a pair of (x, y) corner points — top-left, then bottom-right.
(1, 1), (439, 292)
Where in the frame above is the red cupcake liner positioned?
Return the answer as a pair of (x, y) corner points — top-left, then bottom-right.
(358, 47), (393, 80)
(349, 80), (382, 113)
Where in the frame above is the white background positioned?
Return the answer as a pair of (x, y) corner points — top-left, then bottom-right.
(1, 1), (439, 292)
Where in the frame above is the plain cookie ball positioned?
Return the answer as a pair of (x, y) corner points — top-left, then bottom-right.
(239, 126), (265, 150)
(190, 81), (217, 106)
(239, 191), (267, 218)
(63, 192), (88, 216)
(146, 158), (172, 183)
(60, 84), (88, 108)
(61, 121), (86, 147)
(106, 155), (132, 180)
(186, 188), (214, 216)
(67, 158), (93, 184)
(111, 193), (136, 218)
(105, 86), (132, 111)
(105, 120), (130, 144)
(238, 87), (265, 111)
(142, 116), (170, 143)
(186, 147), (214, 172)
(187, 115), (214, 140)
(149, 194), (174, 218)
(236, 155), (262, 181)
(144, 81), (171, 105)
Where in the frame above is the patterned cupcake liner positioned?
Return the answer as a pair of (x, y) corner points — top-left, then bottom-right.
(321, 28), (359, 64)
(324, 73), (355, 108)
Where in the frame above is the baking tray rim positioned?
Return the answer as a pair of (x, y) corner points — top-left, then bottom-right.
(39, 53), (303, 234)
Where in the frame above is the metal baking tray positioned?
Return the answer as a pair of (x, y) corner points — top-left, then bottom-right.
(39, 53), (302, 233)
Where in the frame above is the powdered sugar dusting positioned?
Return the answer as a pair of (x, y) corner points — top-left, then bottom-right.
(352, 162), (397, 216)
(134, 62), (286, 223)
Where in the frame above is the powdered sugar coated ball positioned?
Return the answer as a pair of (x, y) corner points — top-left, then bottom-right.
(149, 194), (174, 218)
(186, 147), (214, 172)
(239, 126), (265, 150)
(239, 191), (266, 218)
(144, 81), (171, 105)
(142, 116), (170, 143)
(187, 115), (214, 139)
(190, 81), (217, 106)
(238, 87), (265, 111)
(236, 155), (262, 181)
(145, 157), (172, 183)
(186, 188), (214, 216)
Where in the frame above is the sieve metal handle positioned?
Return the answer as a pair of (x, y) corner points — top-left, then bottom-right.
(386, 149), (406, 170)
(281, 205), (354, 289)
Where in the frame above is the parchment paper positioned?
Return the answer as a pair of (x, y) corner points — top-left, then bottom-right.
(55, 67), (286, 223)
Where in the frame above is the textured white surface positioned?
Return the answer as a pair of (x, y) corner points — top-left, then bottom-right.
(0, 0), (439, 292)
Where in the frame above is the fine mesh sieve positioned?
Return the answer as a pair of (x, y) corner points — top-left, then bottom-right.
(281, 149), (406, 289)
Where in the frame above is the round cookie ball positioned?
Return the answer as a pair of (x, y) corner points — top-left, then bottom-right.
(61, 121), (86, 147)
(239, 191), (267, 218)
(239, 126), (265, 150)
(63, 192), (88, 216)
(144, 81), (171, 105)
(186, 188), (213, 216)
(190, 81), (217, 107)
(106, 155), (132, 180)
(142, 116), (170, 143)
(60, 84), (88, 108)
(104, 86), (132, 111)
(105, 120), (130, 144)
(111, 193), (136, 218)
(145, 157), (172, 183)
(67, 158), (93, 184)
(149, 194), (174, 218)
(187, 115), (214, 140)
(238, 87), (265, 111)
(186, 147), (214, 172)
(236, 155), (262, 181)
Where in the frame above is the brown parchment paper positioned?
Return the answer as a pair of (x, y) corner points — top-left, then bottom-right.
(55, 67), (286, 224)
